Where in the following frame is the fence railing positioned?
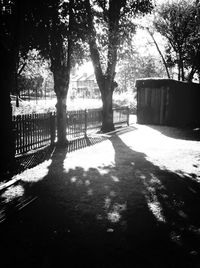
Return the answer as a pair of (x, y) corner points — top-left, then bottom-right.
(66, 107), (129, 140)
(66, 108), (102, 139)
(113, 107), (129, 126)
(13, 113), (55, 155)
(12, 107), (129, 155)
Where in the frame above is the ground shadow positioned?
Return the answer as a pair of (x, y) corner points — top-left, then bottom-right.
(14, 135), (108, 173)
(148, 124), (200, 141)
(1, 129), (200, 268)
(0, 135), (108, 221)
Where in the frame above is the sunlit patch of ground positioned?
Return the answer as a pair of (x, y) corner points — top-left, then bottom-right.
(121, 125), (200, 179)
(62, 124), (200, 184)
(1, 185), (25, 203)
(63, 138), (115, 173)
(14, 159), (52, 183)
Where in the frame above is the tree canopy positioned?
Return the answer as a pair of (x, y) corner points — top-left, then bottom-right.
(154, 0), (200, 81)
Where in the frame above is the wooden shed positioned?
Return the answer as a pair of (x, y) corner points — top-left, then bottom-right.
(136, 78), (200, 127)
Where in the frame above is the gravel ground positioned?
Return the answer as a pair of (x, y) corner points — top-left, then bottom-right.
(0, 123), (200, 268)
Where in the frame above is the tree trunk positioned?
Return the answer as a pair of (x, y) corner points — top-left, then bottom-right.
(0, 51), (16, 178)
(180, 58), (185, 81)
(178, 64), (181, 81)
(56, 95), (68, 147)
(187, 65), (196, 82)
(0, 0), (24, 177)
(49, 0), (73, 147)
(1, 94), (16, 177)
(53, 68), (69, 147)
(0, 91), (16, 176)
(101, 86), (115, 132)
(177, 51), (185, 81)
(85, 0), (120, 133)
(147, 29), (171, 79)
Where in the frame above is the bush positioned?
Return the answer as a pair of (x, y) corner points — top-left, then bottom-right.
(12, 94), (137, 116)
(113, 92), (137, 114)
(12, 99), (56, 115)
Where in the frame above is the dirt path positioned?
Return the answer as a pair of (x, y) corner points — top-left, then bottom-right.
(0, 124), (200, 268)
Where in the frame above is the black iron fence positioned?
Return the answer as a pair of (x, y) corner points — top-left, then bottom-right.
(66, 108), (102, 139)
(66, 107), (129, 139)
(13, 113), (56, 155)
(12, 107), (129, 155)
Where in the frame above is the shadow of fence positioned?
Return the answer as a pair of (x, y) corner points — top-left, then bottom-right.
(14, 134), (108, 175)
(15, 145), (55, 173)
(1, 125), (133, 183)
(67, 134), (108, 153)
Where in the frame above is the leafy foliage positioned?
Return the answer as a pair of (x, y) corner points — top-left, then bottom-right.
(116, 53), (166, 93)
(23, 0), (88, 70)
(84, 0), (154, 73)
(154, 0), (200, 81)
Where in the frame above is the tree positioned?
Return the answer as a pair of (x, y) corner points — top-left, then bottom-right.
(154, 0), (200, 82)
(135, 14), (171, 79)
(83, 0), (153, 132)
(184, 0), (200, 81)
(145, 27), (171, 79)
(16, 49), (50, 101)
(26, 0), (87, 146)
(117, 52), (166, 93)
(0, 0), (27, 175)
(0, 0), (85, 176)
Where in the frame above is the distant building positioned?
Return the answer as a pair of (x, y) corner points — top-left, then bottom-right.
(70, 72), (100, 99)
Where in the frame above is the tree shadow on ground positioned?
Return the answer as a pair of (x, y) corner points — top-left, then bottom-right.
(1, 129), (200, 268)
(149, 124), (200, 141)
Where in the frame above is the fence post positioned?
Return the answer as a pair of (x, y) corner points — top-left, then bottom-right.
(84, 109), (87, 137)
(50, 112), (56, 145)
(127, 106), (130, 126)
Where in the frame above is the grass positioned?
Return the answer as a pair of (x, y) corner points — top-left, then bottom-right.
(12, 94), (137, 116)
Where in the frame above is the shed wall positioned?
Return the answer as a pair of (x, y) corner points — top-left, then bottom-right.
(136, 79), (200, 127)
